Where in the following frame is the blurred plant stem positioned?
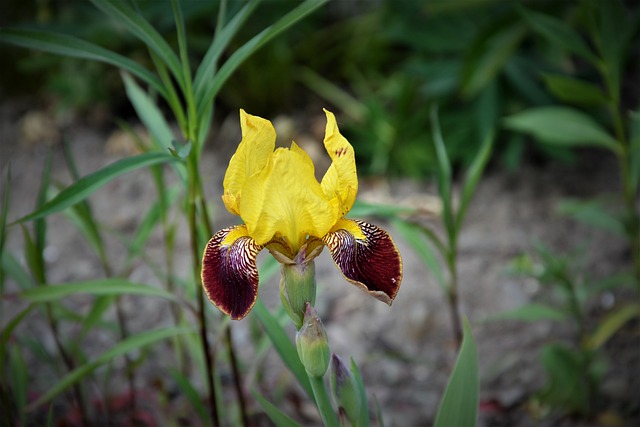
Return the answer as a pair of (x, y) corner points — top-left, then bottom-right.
(187, 154), (219, 427)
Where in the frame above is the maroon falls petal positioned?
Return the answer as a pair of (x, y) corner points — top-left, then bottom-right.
(201, 226), (263, 320)
(323, 219), (402, 304)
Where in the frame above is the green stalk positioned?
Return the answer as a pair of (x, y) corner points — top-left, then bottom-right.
(187, 155), (219, 427)
(309, 375), (339, 427)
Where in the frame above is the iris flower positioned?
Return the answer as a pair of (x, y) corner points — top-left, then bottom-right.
(202, 109), (402, 320)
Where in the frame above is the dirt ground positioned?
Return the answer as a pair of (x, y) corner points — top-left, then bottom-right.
(1, 101), (638, 427)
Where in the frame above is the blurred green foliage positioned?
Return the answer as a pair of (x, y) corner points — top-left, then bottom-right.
(4, 0), (638, 178)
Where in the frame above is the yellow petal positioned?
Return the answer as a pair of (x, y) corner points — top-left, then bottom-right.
(320, 110), (358, 218)
(239, 143), (339, 252)
(222, 110), (276, 215)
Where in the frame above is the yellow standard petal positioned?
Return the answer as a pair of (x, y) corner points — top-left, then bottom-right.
(320, 109), (358, 218)
(222, 109), (276, 215)
(239, 142), (339, 253)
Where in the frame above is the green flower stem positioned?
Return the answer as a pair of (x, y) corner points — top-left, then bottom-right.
(309, 374), (340, 427)
(187, 156), (219, 427)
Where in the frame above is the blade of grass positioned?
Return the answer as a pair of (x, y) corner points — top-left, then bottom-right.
(434, 318), (479, 427)
(121, 72), (175, 150)
(455, 128), (494, 231)
(27, 326), (195, 410)
(21, 279), (180, 303)
(429, 105), (455, 243)
(196, 0), (328, 118)
(0, 305), (35, 382)
(252, 389), (303, 427)
(169, 367), (213, 426)
(193, 0), (260, 104)
(0, 29), (166, 98)
(0, 164), (11, 291)
(251, 299), (313, 400)
(1, 251), (34, 289)
(89, 0), (185, 91)
(392, 219), (447, 292)
(14, 152), (178, 224)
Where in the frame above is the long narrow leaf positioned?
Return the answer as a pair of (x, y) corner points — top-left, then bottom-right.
(456, 129), (494, 231)
(503, 107), (620, 151)
(121, 72), (174, 150)
(169, 368), (213, 426)
(434, 318), (479, 427)
(0, 29), (166, 98)
(89, 0), (184, 90)
(429, 105), (455, 242)
(0, 165), (11, 288)
(21, 279), (179, 303)
(197, 0), (328, 117)
(251, 300), (313, 400)
(0, 305), (35, 379)
(27, 326), (194, 410)
(14, 153), (177, 223)
(252, 390), (302, 427)
(193, 0), (261, 104)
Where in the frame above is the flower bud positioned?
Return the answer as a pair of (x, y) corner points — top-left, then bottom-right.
(330, 354), (362, 425)
(280, 260), (316, 329)
(296, 303), (329, 378)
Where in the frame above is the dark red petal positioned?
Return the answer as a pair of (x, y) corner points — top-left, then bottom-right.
(201, 226), (263, 320)
(323, 219), (402, 304)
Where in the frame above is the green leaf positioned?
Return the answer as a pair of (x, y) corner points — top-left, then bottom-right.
(461, 23), (526, 97)
(434, 318), (479, 427)
(486, 303), (567, 322)
(0, 29), (166, 98)
(538, 343), (589, 414)
(251, 299), (313, 400)
(27, 326), (194, 410)
(193, 0), (261, 105)
(252, 389), (302, 427)
(169, 368), (213, 426)
(503, 107), (620, 151)
(1, 251), (34, 289)
(392, 219), (446, 292)
(350, 357), (370, 427)
(587, 303), (640, 350)
(1, 305), (35, 380)
(456, 128), (494, 231)
(196, 0), (328, 118)
(0, 165), (12, 288)
(89, 0), (184, 90)
(430, 105), (454, 242)
(518, 7), (598, 64)
(348, 200), (415, 219)
(556, 199), (625, 236)
(541, 74), (608, 106)
(121, 72), (174, 150)
(21, 279), (179, 303)
(15, 152), (177, 223)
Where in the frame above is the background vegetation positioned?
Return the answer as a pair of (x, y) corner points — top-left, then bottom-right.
(1, 0), (638, 426)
